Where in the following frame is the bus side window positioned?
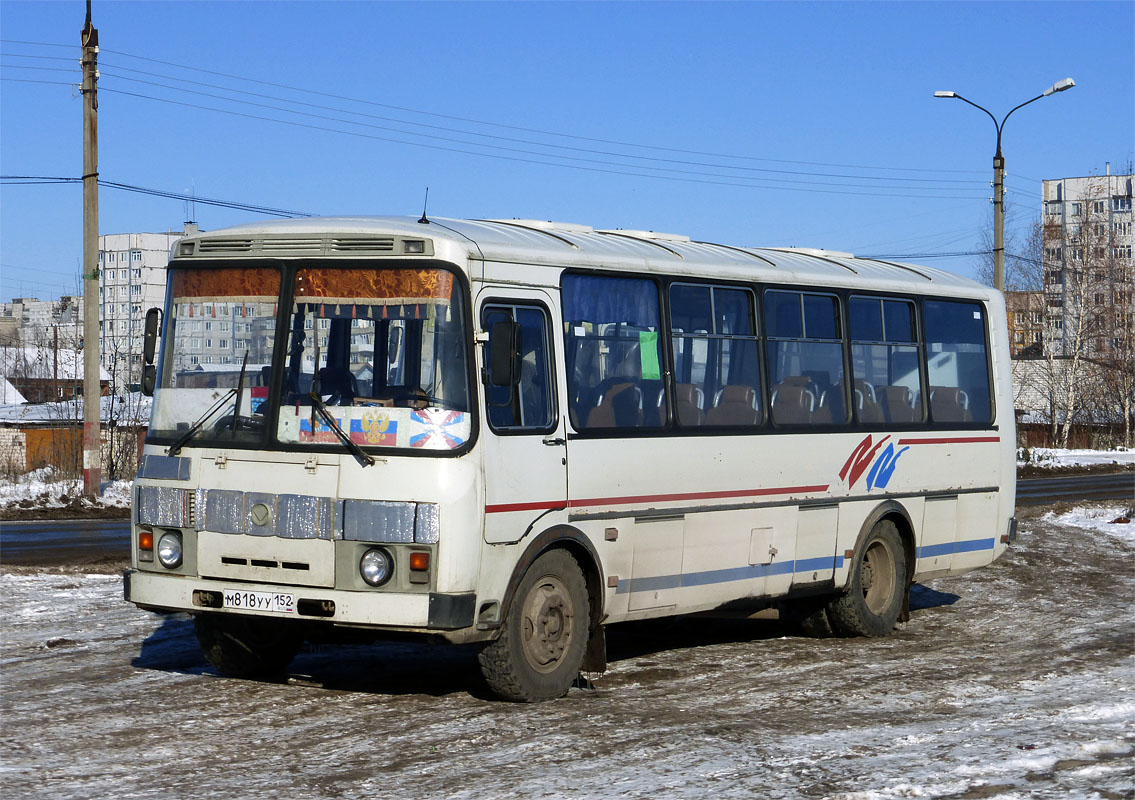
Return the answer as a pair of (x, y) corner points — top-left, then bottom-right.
(482, 304), (555, 432)
(562, 274), (666, 432)
(670, 283), (761, 428)
(923, 300), (992, 423)
(765, 291), (847, 425)
(849, 296), (925, 424)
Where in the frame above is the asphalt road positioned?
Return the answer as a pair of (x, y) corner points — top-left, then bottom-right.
(1, 472), (1131, 564)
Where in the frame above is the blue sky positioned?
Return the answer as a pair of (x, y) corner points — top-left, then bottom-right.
(2, 0), (1132, 300)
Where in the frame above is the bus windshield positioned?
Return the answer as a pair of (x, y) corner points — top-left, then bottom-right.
(150, 267), (282, 445)
(275, 266), (471, 451)
(149, 264), (472, 452)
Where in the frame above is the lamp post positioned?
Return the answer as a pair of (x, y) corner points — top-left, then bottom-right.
(934, 78), (1075, 292)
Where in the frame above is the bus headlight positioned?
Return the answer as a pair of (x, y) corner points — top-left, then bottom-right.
(157, 531), (183, 569)
(360, 548), (393, 587)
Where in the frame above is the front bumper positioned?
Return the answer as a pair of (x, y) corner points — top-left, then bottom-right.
(124, 569), (475, 631)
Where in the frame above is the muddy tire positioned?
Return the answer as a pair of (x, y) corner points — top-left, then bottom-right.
(791, 597), (837, 638)
(478, 549), (589, 702)
(194, 614), (302, 678)
(827, 520), (908, 637)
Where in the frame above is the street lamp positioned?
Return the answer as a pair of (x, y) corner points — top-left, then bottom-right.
(934, 78), (1076, 291)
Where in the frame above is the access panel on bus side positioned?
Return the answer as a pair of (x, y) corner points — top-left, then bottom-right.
(477, 288), (568, 544)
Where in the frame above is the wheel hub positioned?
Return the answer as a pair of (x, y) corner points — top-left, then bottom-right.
(521, 580), (574, 672)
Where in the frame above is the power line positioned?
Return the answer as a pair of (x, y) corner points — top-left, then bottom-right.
(95, 61), (984, 188)
(860, 250), (989, 260)
(0, 39), (75, 48)
(89, 86), (988, 200)
(95, 71), (983, 192)
(3, 39), (993, 193)
(1, 175), (314, 217)
(97, 45), (987, 176)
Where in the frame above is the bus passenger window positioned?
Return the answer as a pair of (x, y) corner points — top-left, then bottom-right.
(482, 304), (555, 431)
(849, 297), (924, 424)
(765, 291), (847, 425)
(562, 274), (665, 432)
(923, 300), (991, 423)
(670, 283), (761, 428)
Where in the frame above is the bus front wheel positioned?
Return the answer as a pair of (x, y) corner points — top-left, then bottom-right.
(194, 613), (303, 679)
(827, 520), (908, 637)
(478, 549), (589, 702)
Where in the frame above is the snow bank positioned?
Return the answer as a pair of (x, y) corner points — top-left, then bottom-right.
(1042, 505), (1135, 544)
(0, 466), (132, 509)
(1018, 447), (1134, 469)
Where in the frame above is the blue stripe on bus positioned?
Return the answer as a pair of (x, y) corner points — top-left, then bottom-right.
(615, 537), (999, 595)
(616, 555), (846, 595)
(916, 538), (996, 558)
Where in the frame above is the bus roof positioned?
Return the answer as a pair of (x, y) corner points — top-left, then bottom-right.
(175, 215), (993, 298)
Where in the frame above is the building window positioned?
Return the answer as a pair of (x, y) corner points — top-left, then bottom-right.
(1070, 202), (1082, 217)
(130, 251), (142, 262)
(1113, 196), (1132, 213)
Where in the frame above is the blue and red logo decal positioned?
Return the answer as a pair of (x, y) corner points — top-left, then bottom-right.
(840, 434), (909, 491)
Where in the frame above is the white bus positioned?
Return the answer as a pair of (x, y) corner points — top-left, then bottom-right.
(126, 216), (1016, 701)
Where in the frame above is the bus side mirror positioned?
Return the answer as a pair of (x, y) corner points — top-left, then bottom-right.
(143, 307), (162, 364)
(488, 321), (521, 387)
(142, 307), (162, 397)
(141, 364), (157, 396)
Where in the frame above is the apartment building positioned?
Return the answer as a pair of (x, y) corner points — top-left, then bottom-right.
(98, 231), (182, 387)
(0, 296), (84, 349)
(1041, 167), (1134, 357)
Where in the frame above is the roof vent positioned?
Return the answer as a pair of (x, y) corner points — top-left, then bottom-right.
(261, 238), (322, 252)
(331, 237), (395, 252)
(765, 246), (855, 259)
(597, 229), (690, 243)
(197, 239), (253, 253)
(487, 219), (594, 234)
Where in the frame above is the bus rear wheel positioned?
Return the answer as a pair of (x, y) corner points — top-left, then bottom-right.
(478, 549), (589, 702)
(194, 613), (303, 679)
(827, 520), (908, 638)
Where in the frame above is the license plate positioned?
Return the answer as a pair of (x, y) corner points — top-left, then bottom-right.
(222, 589), (295, 614)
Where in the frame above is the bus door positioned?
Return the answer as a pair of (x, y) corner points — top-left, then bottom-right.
(479, 291), (568, 544)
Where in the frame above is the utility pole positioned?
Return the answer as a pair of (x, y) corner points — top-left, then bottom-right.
(81, 0), (101, 497)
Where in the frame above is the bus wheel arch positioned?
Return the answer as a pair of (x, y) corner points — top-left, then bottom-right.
(478, 531), (602, 701)
(828, 504), (913, 637)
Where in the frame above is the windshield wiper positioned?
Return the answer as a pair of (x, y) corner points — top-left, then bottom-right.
(167, 387), (237, 456)
(308, 392), (375, 468)
(230, 351), (250, 433)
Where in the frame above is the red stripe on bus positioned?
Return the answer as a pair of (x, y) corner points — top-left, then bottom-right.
(897, 436), (1001, 445)
(568, 484), (829, 509)
(485, 500), (567, 514)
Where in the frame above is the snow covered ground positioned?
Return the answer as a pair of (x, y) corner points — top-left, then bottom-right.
(0, 466), (132, 511)
(1, 504), (1132, 799)
(1018, 446), (1135, 469)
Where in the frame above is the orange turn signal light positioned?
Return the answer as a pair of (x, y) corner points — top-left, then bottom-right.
(139, 530), (154, 551)
(409, 552), (430, 572)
